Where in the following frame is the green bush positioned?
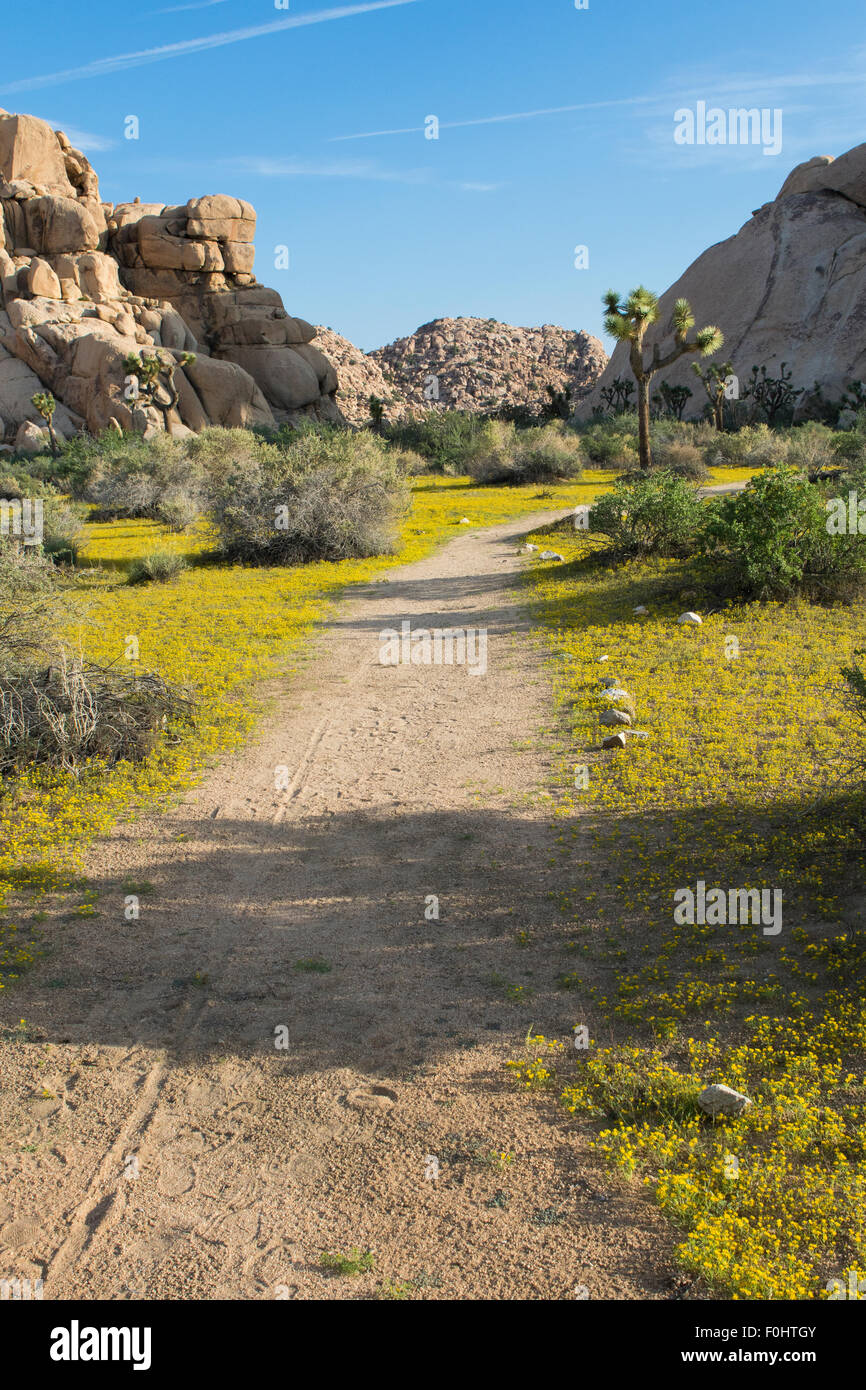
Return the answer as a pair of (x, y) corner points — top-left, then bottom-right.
(698, 464), (866, 601)
(466, 420), (583, 483)
(209, 425), (409, 564)
(384, 410), (489, 473)
(128, 550), (188, 584)
(700, 422), (781, 471)
(588, 469), (704, 555)
(783, 422), (837, 475)
(651, 437), (709, 482)
(579, 413), (639, 468)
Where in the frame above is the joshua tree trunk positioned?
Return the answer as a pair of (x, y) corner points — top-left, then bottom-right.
(629, 339), (653, 470)
(636, 377), (652, 470)
(46, 419), (59, 458)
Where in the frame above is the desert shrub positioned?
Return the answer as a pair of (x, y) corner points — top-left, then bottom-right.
(384, 411), (489, 473)
(832, 423), (866, 491)
(578, 413), (639, 468)
(128, 550), (188, 584)
(698, 464), (866, 600)
(783, 422), (837, 475)
(0, 657), (195, 777)
(467, 420), (583, 483)
(588, 469), (704, 555)
(651, 438), (708, 482)
(0, 546), (65, 669)
(0, 544), (193, 773)
(209, 425), (409, 564)
(700, 422), (781, 471)
(41, 496), (85, 562)
(509, 422), (583, 482)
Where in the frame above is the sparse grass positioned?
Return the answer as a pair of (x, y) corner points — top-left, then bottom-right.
(319, 1248), (375, 1276)
(292, 957), (332, 974)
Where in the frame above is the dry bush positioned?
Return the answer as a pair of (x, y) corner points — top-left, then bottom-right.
(0, 656), (196, 777)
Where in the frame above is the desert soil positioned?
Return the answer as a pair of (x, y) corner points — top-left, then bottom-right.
(0, 511), (680, 1301)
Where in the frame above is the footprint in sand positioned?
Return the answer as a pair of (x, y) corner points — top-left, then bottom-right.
(345, 1084), (398, 1111)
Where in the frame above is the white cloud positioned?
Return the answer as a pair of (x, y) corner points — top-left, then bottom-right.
(242, 155), (432, 184)
(154, 0), (229, 13)
(42, 121), (116, 152)
(0, 1), (419, 94)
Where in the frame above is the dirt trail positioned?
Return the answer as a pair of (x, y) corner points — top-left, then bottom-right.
(0, 511), (678, 1301)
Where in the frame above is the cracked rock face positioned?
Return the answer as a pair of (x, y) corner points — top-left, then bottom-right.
(0, 107), (343, 444)
(579, 142), (866, 419)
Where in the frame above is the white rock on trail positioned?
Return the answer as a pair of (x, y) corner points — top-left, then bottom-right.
(602, 733), (627, 749)
(600, 708), (632, 727)
(698, 1084), (752, 1118)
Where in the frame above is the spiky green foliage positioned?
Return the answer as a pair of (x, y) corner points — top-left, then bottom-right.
(602, 288), (723, 469)
(30, 391), (59, 457)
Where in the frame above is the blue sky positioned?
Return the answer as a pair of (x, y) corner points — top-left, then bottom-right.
(2, 0), (864, 350)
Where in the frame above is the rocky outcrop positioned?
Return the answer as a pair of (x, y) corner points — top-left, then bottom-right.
(370, 317), (607, 418)
(0, 107), (341, 445)
(580, 142), (866, 419)
(312, 326), (401, 426)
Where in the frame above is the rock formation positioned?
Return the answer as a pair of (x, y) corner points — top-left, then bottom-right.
(370, 317), (607, 419)
(580, 142), (866, 419)
(312, 326), (398, 427)
(0, 109), (341, 448)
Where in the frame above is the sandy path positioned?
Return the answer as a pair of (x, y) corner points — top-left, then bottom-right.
(0, 511), (678, 1301)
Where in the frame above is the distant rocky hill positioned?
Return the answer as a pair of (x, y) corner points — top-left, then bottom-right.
(369, 317), (607, 421)
(581, 142), (866, 420)
(312, 326), (395, 427)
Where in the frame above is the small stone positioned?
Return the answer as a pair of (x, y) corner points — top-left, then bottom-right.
(633, 605), (648, 615)
(602, 733), (627, 749)
(459, 517), (471, 525)
(598, 655), (609, 662)
(522, 543), (538, 552)
(697, 1083), (752, 1118)
(540, 550), (564, 561)
(600, 708), (632, 727)
(678, 611), (702, 625)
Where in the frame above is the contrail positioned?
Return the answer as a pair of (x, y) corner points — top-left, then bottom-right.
(0, 1), (419, 95)
(329, 95), (659, 140)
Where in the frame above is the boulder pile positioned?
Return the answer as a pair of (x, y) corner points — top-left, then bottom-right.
(0, 109), (342, 449)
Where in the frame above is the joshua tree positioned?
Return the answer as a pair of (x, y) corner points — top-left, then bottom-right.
(603, 288), (723, 469)
(653, 380), (693, 421)
(599, 375), (635, 415)
(123, 351), (196, 431)
(742, 362), (804, 425)
(692, 360), (735, 431)
(368, 395), (386, 435)
(31, 391), (59, 457)
(543, 383), (572, 420)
